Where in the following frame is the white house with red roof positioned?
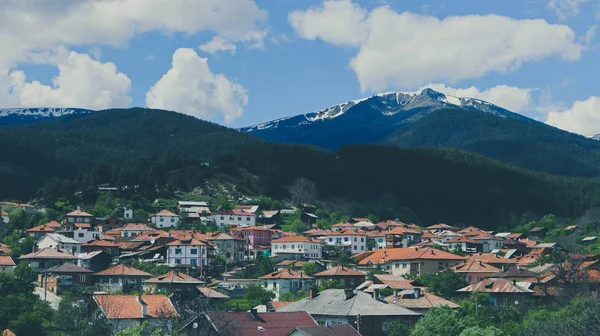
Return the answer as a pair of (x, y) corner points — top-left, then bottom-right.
(149, 210), (180, 228)
(259, 269), (315, 300)
(211, 209), (255, 228)
(63, 206), (94, 228)
(166, 237), (215, 268)
(323, 229), (367, 254)
(120, 223), (156, 238)
(271, 235), (322, 259)
(0, 256), (16, 272)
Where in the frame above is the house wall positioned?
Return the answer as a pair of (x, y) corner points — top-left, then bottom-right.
(323, 235), (367, 254)
(212, 213), (256, 228)
(271, 241), (322, 259)
(94, 275), (149, 293)
(460, 272), (495, 283)
(264, 278), (315, 301)
(475, 239), (504, 253)
(167, 244), (213, 267)
(0, 265), (15, 272)
(37, 236), (81, 254)
(27, 260), (76, 272)
(39, 272), (92, 294)
(210, 239), (245, 265)
(70, 228), (100, 243)
(315, 275), (365, 289)
(150, 215), (180, 228)
(389, 259), (464, 276)
(368, 236), (387, 250)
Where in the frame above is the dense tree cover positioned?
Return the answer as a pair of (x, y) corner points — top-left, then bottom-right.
(244, 283), (275, 307)
(413, 269), (469, 298)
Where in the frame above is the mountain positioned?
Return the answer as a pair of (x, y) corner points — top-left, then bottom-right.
(0, 107), (93, 126)
(590, 134), (600, 141)
(241, 88), (600, 177)
(1, 108), (600, 228)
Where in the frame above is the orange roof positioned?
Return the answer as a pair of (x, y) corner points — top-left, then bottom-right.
(75, 222), (92, 229)
(357, 247), (466, 265)
(332, 222), (354, 227)
(155, 209), (177, 217)
(467, 253), (517, 265)
(197, 287), (230, 299)
(103, 227), (123, 236)
(313, 265), (365, 277)
(269, 301), (293, 309)
(166, 237), (211, 246)
(447, 237), (480, 244)
(0, 243), (10, 254)
(458, 278), (534, 294)
(273, 235), (319, 243)
(373, 274), (421, 290)
(45, 221), (62, 228)
(144, 271), (203, 284)
(426, 223), (458, 230)
(0, 256), (15, 266)
(451, 260), (501, 273)
(122, 223), (155, 232)
(66, 208), (93, 217)
(386, 227), (422, 235)
(259, 269), (314, 280)
(94, 294), (178, 319)
(518, 239), (538, 248)
(94, 264), (151, 277)
(26, 224), (57, 233)
(325, 228), (365, 236)
(420, 232), (436, 239)
(18, 247), (77, 260)
(3, 329), (16, 336)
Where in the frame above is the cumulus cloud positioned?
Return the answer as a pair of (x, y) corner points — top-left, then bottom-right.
(0, 51), (131, 109)
(546, 96), (600, 136)
(289, 1), (583, 92)
(146, 48), (248, 123)
(199, 36), (238, 55)
(547, 0), (591, 20)
(424, 84), (533, 112)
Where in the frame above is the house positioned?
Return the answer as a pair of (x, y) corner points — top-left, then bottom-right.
(323, 229), (367, 254)
(467, 253), (518, 269)
(271, 236), (322, 260)
(366, 231), (387, 250)
(197, 286), (231, 300)
(38, 263), (93, 294)
(18, 247), (78, 272)
(312, 266), (366, 289)
(502, 238), (528, 254)
(258, 210), (281, 225)
(331, 222), (355, 232)
(121, 223), (156, 238)
(425, 223), (458, 232)
(384, 227), (422, 249)
(82, 239), (120, 256)
(451, 260), (501, 283)
(149, 210), (180, 228)
(94, 264), (152, 293)
(177, 201), (211, 219)
(528, 227), (547, 240)
(196, 311), (317, 336)
(286, 324), (361, 336)
(446, 237), (483, 254)
(259, 269), (315, 301)
(26, 221), (61, 239)
(0, 256), (16, 272)
(384, 288), (459, 313)
(372, 274), (425, 293)
(93, 294), (178, 332)
(76, 251), (112, 272)
(143, 271), (203, 293)
(276, 260), (326, 273)
(130, 230), (175, 246)
(356, 247), (466, 276)
(166, 237), (215, 269)
(103, 227), (123, 238)
(583, 236), (598, 244)
(0, 243), (10, 255)
(277, 289), (420, 336)
(232, 226), (273, 258)
(457, 278), (534, 307)
(95, 217), (125, 233)
(470, 233), (504, 253)
(301, 212), (319, 225)
(205, 232), (246, 265)
(59, 227), (100, 243)
(37, 233), (82, 254)
(490, 266), (539, 282)
(212, 209), (256, 228)
(63, 207), (95, 228)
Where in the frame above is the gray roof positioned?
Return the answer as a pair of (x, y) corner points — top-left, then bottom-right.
(277, 289), (420, 317)
(42, 233), (81, 244)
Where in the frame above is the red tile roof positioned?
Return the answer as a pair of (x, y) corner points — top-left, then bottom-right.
(166, 237), (211, 246)
(26, 224), (57, 233)
(122, 223), (155, 232)
(2, 329), (16, 336)
(467, 253), (517, 266)
(325, 228), (365, 236)
(45, 220), (62, 228)
(155, 209), (177, 217)
(18, 247), (77, 260)
(82, 240), (119, 247)
(94, 264), (151, 277)
(259, 269), (314, 280)
(94, 294), (178, 319)
(332, 222), (355, 227)
(451, 260), (501, 273)
(373, 274), (422, 290)
(0, 256), (15, 266)
(66, 208), (93, 217)
(144, 271), (202, 284)
(0, 243), (10, 255)
(207, 311), (316, 336)
(269, 301), (293, 309)
(457, 278), (534, 294)
(386, 227), (422, 235)
(103, 227), (123, 236)
(272, 235), (319, 243)
(357, 247), (466, 265)
(426, 223), (458, 230)
(313, 265), (365, 277)
(197, 286), (230, 299)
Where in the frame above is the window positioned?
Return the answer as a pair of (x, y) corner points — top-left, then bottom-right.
(344, 237), (349, 242)
(328, 238), (333, 242)
(68, 217), (74, 223)
(247, 217), (251, 221)
(190, 248), (198, 255)
(77, 217), (83, 222)
(238, 217), (242, 221)
(291, 245), (295, 249)
(84, 218), (90, 223)
(340, 279), (345, 285)
(220, 216), (224, 220)
(78, 275), (86, 282)
(378, 238), (383, 243)
(402, 263), (407, 269)
(226, 253), (231, 258)
(395, 263), (400, 269)
(191, 259), (197, 266)
(175, 248), (182, 255)
(78, 233), (84, 238)
(160, 217), (164, 222)
(353, 245), (357, 250)
(354, 237), (357, 242)
(317, 321), (326, 326)
(468, 276), (472, 282)
(361, 238), (364, 242)
(170, 217), (175, 222)
(283, 245), (286, 249)
(175, 259), (181, 264)
(361, 246), (364, 250)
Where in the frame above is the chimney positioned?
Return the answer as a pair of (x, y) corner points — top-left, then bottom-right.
(513, 279), (517, 286)
(344, 289), (355, 300)
(309, 287), (318, 299)
(414, 287), (421, 298)
(373, 288), (380, 300)
(136, 294), (147, 318)
(250, 308), (259, 319)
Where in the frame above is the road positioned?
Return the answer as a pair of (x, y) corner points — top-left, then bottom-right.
(33, 286), (62, 310)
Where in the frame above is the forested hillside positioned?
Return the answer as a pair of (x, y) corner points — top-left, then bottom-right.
(2, 108), (600, 228)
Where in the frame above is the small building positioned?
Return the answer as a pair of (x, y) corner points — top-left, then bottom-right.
(312, 266), (366, 289)
(94, 264), (152, 293)
(356, 247), (466, 276)
(143, 271), (203, 293)
(0, 243), (11, 255)
(166, 237), (215, 268)
(466, 253), (518, 269)
(197, 311), (317, 336)
(271, 235), (322, 260)
(95, 217), (125, 233)
(0, 256), (16, 272)
(59, 227), (100, 243)
(385, 288), (459, 313)
(1, 210), (9, 224)
(259, 269), (315, 301)
(76, 251), (112, 272)
(18, 247), (78, 272)
(490, 266), (539, 282)
(93, 294), (179, 333)
(197, 286), (230, 301)
(149, 210), (180, 228)
(384, 227), (422, 249)
(528, 227), (547, 240)
(212, 209), (256, 228)
(205, 232), (246, 265)
(583, 236), (598, 244)
(457, 278), (534, 307)
(451, 260), (501, 283)
(446, 237), (483, 254)
(63, 207), (95, 228)
(26, 221), (61, 239)
(37, 233), (82, 254)
(177, 201), (211, 219)
(121, 223), (156, 238)
(39, 263), (93, 294)
(323, 229), (367, 254)
(366, 231), (387, 250)
(82, 239), (120, 257)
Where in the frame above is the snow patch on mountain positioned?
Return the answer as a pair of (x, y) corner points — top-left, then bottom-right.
(0, 107), (94, 125)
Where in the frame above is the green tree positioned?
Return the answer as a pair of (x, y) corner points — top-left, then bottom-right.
(301, 262), (318, 276)
(244, 283), (275, 307)
(411, 306), (474, 336)
(114, 322), (176, 336)
(386, 320), (411, 336)
(379, 287), (393, 298)
(418, 269), (468, 298)
(459, 326), (504, 336)
(317, 280), (342, 292)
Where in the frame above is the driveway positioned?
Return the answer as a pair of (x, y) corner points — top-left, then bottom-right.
(33, 286), (61, 310)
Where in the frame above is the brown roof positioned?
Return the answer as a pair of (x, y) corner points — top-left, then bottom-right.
(386, 227), (422, 235)
(357, 247), (466, 265)
(166, 238), (211, 246)
(47, 263), (93, 273)
(269, 301), (293, 309)
(18, 247), (77, 260)
(155, 209), (177, 217)
(491, 266), (539, 278)
(26, 224), (57, 233)
(273, 235), (319, 243)
(208, 311), (316, 336)
(374, 274), (422, 290)
(103, 227), (123, 236)
(66, 208), (93, 217)
(94, 294), (178, 319)
(94, 264), (151, 277)
(291, 324), (361, 336)
(387, 291), (459, 310)
(426, 223), (458, 230)
(144, 271), (203, 284)
(313, 265), (365, 277)
(325, 228), (366, 236)
(518, 239), (538, 248)
(0, 256), (15, 266)
(45, 220), (62, 228)
(259, 269), (314, 280)
(82, 240), (119, 247)
(122, 223), (156, 232)
(0, 243), (10, 255)
(467, 253), (517, 266)
(458, 278), (534, 294)
(331, 222), (354, 227)
(447, 237), (480, 244)
(277, 260), (306, 267)
(452, 260), (501, 273)
(197, 286), (230, 299)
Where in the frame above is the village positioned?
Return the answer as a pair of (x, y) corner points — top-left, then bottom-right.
(0, 198), (598, 336)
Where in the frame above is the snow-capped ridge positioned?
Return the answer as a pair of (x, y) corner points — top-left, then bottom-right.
(0, 107), (93, 126)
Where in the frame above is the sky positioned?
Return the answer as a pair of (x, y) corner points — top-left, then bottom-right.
(1, 0), (600, 135)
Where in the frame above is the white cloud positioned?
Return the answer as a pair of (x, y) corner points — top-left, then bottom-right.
(0, 51), (131, 109)
(146, 48), (247, 123)
(0, 0), (267, 67)
(424, 84), (533, 112)
(547, 0), (591, 20)
(546, 96), (600, 135)
(289, 1), (583, 92)
(199, 36), (238, 55)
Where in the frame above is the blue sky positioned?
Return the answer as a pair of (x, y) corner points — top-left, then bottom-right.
(1, 0), (600, 135)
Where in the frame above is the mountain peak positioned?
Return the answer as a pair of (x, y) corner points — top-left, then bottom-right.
(0, 107), (93, 126)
